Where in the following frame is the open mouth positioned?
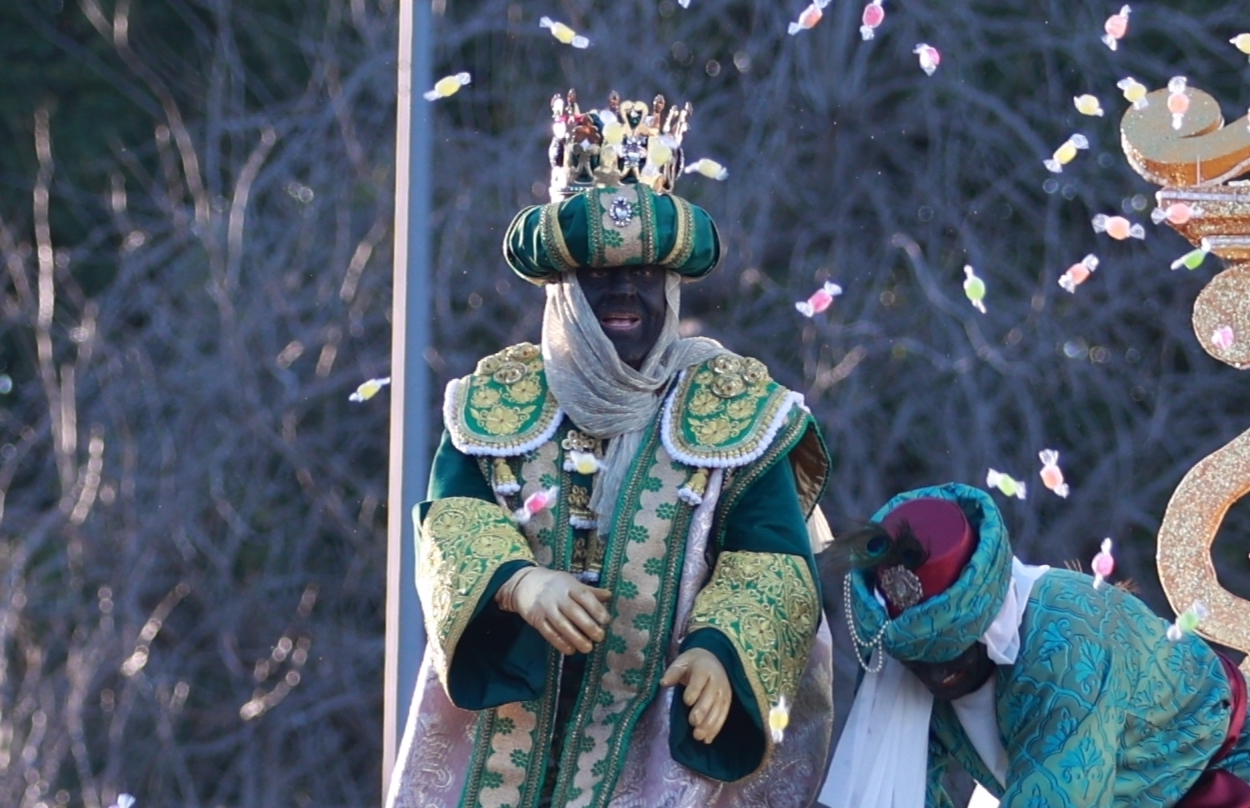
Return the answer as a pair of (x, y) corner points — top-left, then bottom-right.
(599, 314), (641, 332)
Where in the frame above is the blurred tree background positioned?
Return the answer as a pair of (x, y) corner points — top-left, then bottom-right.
(1, 0), (1248, 806)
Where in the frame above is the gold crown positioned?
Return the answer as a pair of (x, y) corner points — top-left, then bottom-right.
(547, 88), (692, 202)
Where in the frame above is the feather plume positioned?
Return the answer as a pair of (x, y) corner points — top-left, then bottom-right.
(817, 519), (929, 585)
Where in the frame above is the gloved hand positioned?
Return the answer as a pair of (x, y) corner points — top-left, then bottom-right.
(660, 647), (731, 744)
(495, 566), (612, 655)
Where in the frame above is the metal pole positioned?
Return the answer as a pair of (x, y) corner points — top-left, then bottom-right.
(383, 0), (432, 795)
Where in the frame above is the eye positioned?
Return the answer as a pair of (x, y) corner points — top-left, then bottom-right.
(585, 269), (609, 280)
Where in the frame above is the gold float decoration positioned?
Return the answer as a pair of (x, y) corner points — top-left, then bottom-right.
(1121, 86), (1250, 676)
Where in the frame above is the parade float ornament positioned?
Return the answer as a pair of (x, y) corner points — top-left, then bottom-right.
(1152, 201), (1198, 226)
(1074, 95), (1105, 117)
(1044, 134), (1089, 173)
(514, 487), (559, 525)
(768, 696), (790, 743)
(963, 265), (987, 313)
(788, 0), (830, 35)
(1166, 601), (1210, 642)
(1171, 242), (1210, 272)
(1059, 254), (1099, 293)
(860, 1), (885, 40)
(540, 16), (590, 48)
(986, 469), (1026, 500)
(1232, 33), (1250, 61)
(1167, 76), (1190, 131)
(1091, 538), (1115, 590)
(1038, 450), (1070, 498)
(1118, 77), (1149, 110)
(913, 43), (941, 76)
(423, 73), (471, 101)
(795, 281), (843, 317)
(349, 376), (391, 402)
(1121, 81), (1250, 675)
(684, 158), (729, 180)
(1092, 214), (1145, 241)
(1101, 5), (1131, 51)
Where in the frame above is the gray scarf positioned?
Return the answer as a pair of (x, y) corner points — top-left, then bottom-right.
(542, 272), (723, 534)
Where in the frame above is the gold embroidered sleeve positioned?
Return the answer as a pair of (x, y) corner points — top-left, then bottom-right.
(416, 496), (535, 690)
(688, 551), (819, 738)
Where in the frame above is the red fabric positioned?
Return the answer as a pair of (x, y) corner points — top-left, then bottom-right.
(1175, 653), (1250, 808)
(1214, 652), (1247, 765)
(880, 498), (974, 609)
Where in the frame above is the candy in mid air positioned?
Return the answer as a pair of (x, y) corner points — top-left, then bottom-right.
(1059, 254), (1099, 293)
(1102, 5), (1131, 51)
(787, 0), (831, 35)
(963, 265), (987, 314)
(860, 1), (885, 40)
(1044, 134), (1089, 173)
(1212, 326), (1235, 351)
(795, 281), (843, 317)
(1232, 33), (1250, 60)
(986, 469), (1027, 500)
(1167, 76), (1190, 130)
(514, 486), (560, 525)
(1091, 538), (1114, 589)
(1117, 77), (1149, 109)
(349, 376), (391, 402)
(1038, 449), (1069, 498)
(1170, 243), (1210, 271)
(914, 43), (941, 76)
(564, 451), (603, 475)
(110, 797), (136, 808)
(1092, 214), (1145, 241)
(684, 158), (729, 180)
(1074, 94), (1105, 117)
(1166, 601), (1209, 641)
(423, 73), (471, 101)
(1151, 202), (1196, 226)
(768, 696), (790, 743)
(540, 16), (590, 48)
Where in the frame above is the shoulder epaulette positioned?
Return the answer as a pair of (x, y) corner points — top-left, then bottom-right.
(443, 342), (563, 457)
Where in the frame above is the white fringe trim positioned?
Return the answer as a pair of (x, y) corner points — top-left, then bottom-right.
(443, 377), (565, 458)
(493, 481), (521, 495)
(677, 486), (704, 506)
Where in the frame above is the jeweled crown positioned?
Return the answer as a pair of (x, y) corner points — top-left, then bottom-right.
(547, 88), (692, 202)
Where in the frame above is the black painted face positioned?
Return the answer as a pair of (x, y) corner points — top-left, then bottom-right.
(579, 265), (667, 369)
(901, 642), (996, 701)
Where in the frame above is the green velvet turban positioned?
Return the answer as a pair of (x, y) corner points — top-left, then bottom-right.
(849, 483), (1014, 664)
(502, 182), (721, 284)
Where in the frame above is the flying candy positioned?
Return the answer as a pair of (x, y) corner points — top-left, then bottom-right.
(1073, 95), (1105, 117)
(1212, 326), (1235, 351)
(1118, 77), (1149, 110)
(860, 1), (885, 40)
(768, 696), (790, 743)
(914, 43), (941, 76)
(963, 265), (987, 314)
(1102, 5), (1131, 51)
(1038, 450), (1069, 498)
(349, 377), (391, 402)
(423, 73), (471, 101)
(1044, 134), (1089, 173)
(514, 486), (560, 525)
(110, 797), (136, 808)
(1232, 33), (1250, 60)
(564, 451), (603, 475)
(1091, 538), (1114, 589)
(1151, 202), (1197, 226)
(1059, 254), (1099, 293)
(795, 281), (844, 317)
(1166, 601), (1209, 642)
(986, 469), (1026, 500)
(1171, 243), (1209, 271)
(1092, 214), (1145, 241)
(788, 0), (831, 35)
(540, 17), (590, 48)
(678, 0), (691, 6)
(684, 159), (729, 180)
(1167, 76), (1190, 130)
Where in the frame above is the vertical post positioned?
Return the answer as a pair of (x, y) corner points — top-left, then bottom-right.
(383, 0), (432, 795)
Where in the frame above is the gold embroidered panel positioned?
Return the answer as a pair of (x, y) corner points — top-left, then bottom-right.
(445, 343), (563, 457)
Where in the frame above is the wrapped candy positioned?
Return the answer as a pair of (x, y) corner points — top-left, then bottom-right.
(1038, 450), (1070, 498)
(1091, 538), (1114, 589)
(768, 696), (790, 743)
(1212, 326), (1235, 351)
(1102, 5), (1131, 51)
(788, 0), (831, 35)
(1167, 76), (1190, 130)
(1170, 243), (1209, 271)
(109, 797), (137, 808)
(564, 451), (603, 475)
(1118, 77), (1149, 109)
(1073, 94), (1105, 117)
(1166, 601), (1209, 642)
(514, 486), (560, 525)
(1044, 134), (1089, 173)
(349, 377), (391, 402)
(986, 469), (1026, 500)
(684, 159), (729, 180)
(423, 73), (471, 101)
(860, 1), (885, 40)
(914, 43), (941, 76)
(795, 281), (843, 317)
(1151, 202), (1197, 226)
(963, 265), (987, 313)
(1092, 214), (1145, 241)
(540, 16), (590, 48)
(1059, 254), (1099, 293)
(1233, 33), (1250, 61)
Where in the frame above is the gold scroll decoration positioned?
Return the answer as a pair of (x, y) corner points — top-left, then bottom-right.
(1121, 85), (1250, 676)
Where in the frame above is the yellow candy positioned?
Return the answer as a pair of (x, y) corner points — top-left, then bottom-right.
(601, 120), (626, 145)
(1118, 77), (1148, 109)
(349, 377), (391, 402)
(540, 16), (590, 48)
(1073, 94), (1104, 117)
(767, 697), (790, 743)
(1232, 33), (1250, 56)
(422, 72), (471, 101)
(684, 158), (728, 180)
(646, 138), (673, 169)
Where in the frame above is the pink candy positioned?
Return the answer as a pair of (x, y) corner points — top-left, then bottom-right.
(1212, 326), (1235, 351)
(860, 1), (884, 40)
(1102, 5), (1131, 50)
(1058, 254), (1099, 293)
(1091, 538), (1115, 589)
(914, 43), (940, 76)
(1167, 76), (1190, 130)
(1152, 202), (1195, 226)
(1093, 214), (1145, 241)
(514, 486), (559, 525)
(1038, 449), (1069, 498)
(795, 281), (843, 318)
